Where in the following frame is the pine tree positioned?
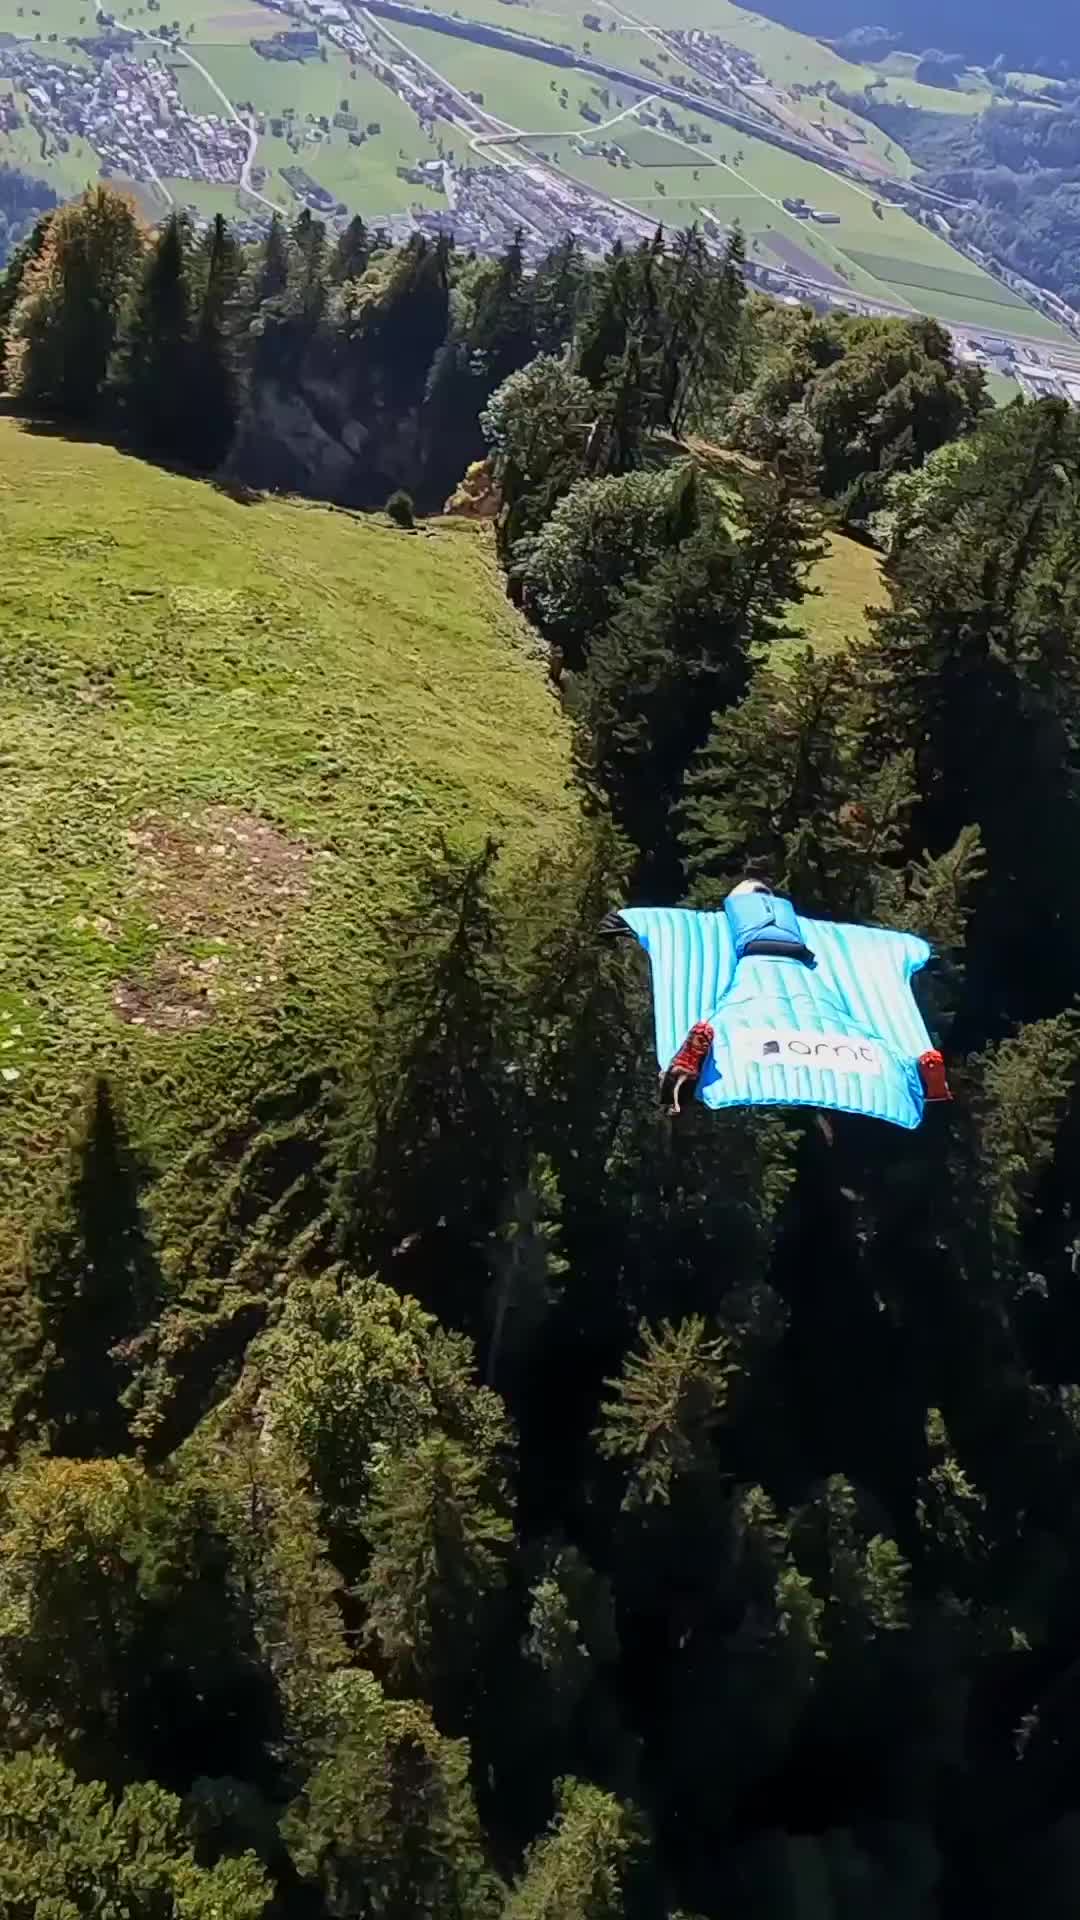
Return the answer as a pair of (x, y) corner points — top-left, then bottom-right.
(531, 234), (588, 354)
(6, 185), (144, 418)
(575, 465), (824, 888)
(595, 1316), (743, 1509)
(329, 212), (370, 284)
(0, 209), (52, 381)
(334, 838), (521, 1311)
(187, 212), (238, 470)
(504, 1778), (650, 1920)
(359, 1430), (514, 1710)
(252, 211), (289, 304)
(282, 1675), (503, 1919)
(572, 517), (748, 888)
(0, 1748), (271, 1920)
(110, 211), (192, 458)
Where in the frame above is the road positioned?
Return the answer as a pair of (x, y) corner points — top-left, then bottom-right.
(94, 0), (284, 215)
(469, 88), (659, 157)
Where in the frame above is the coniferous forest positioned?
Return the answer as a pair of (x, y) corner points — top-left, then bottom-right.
(4, 188), (1080, 1917)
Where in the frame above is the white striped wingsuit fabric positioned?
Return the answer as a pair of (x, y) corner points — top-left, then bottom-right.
(619, 906), (936, 1130)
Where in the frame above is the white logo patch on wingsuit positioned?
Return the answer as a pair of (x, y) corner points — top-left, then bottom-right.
(729, 1029), (887, 1076)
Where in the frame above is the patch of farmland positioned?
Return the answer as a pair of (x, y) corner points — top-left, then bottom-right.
(760, 228), (852, 287)
(619, 125), (707, 167)
(845, 250), (1031, 309)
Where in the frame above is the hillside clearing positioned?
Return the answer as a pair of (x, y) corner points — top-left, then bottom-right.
(790, 531), (886, 656)
(0, 422), (574, 1272)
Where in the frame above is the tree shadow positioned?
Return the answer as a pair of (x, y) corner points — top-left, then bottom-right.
(27, 1073), (164, 1458)
(8, 408), (262, 504)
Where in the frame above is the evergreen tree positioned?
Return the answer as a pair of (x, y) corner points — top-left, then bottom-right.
(0, 208), (52, 381)
(531, 234), (589, 355)
(0, 1748), (271, 1920)
(260, 211), (290, 298)
(282, 1674), (503, 1919)
(5, 185), (144, 417)
(0, 1456), (146, 1755)
(329, 212), (370, 285)
(187, 212), (238, 470)
(334, 838), (521, 1310)
(504, 1778), (650, 1920)
(110, 212), (192, 458)
(359, 1429), (514, 1711)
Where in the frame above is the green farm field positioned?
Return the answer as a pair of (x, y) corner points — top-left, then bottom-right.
(0, 418), (575, 1274)
(392, 0), (700, 89)
(0, 0), (93, 36)
(391, 20), (629, 133)
(0, 81), (100, 195)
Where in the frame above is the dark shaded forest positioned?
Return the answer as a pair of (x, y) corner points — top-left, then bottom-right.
(6, 190), (1080, 1918)
(750, 0), (1080, 77)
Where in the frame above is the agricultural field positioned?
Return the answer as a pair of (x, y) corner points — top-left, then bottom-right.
(391, 19), (630, 134)
(387, 0), (1065, 341)
(0, 79), (100, 194)
(0, 0), (92, 37)
(395, 0), (701, 90)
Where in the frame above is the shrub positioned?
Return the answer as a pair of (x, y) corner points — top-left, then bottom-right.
(386, 489), (415, 529)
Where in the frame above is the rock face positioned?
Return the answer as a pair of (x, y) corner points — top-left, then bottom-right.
(228, 375), (423, 508)
(444, 458), (501, 519)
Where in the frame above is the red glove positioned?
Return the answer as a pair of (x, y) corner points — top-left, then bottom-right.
(668, 1023), (715, 1079)
(918, 1049), (952, 1103)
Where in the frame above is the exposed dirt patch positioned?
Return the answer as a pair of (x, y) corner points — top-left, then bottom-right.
(112, 968), (216, 1034)
(125, 807), (312, 939)
(113, 808), (315, 1033)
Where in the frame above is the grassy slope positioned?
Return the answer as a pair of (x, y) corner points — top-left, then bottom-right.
(791, 532), (885, 654)
(0, 421), (575, 1271)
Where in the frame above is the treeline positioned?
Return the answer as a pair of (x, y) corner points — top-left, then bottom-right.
(830, 89), (1080, 308)
(0, 184), (984, 522)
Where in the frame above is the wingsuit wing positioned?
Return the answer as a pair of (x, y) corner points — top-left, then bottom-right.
(616, 906), (936, 1129)
(616, 907), (736, 1076)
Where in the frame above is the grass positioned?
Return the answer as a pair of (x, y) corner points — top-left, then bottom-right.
(390, 0), (700, 88)
(794, 532), (886, 654)
(0, 0), (94, 36)
(123, 0), (285, 41)
(156, 175), (246, 214)
(0, 83), (101, 195)
(843, 250), (1031, 308)
(0, 420), (574, 1272)
(392, 20), (628, 132)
